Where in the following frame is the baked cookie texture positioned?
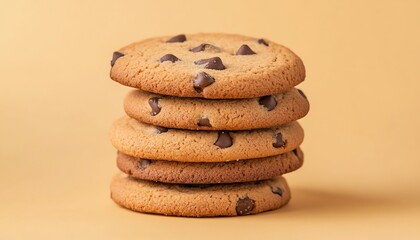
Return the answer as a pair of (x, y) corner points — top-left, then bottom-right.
(108, 33), (309, 217)
(110, 173), (291, 217)
(116, 148), (303, 184)
(110, 33), (305, 99)
(110, 116), (304, 162)
(124, 88), (309, 130)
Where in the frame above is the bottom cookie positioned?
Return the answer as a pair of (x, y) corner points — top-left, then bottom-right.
(110, 173), (291, 217)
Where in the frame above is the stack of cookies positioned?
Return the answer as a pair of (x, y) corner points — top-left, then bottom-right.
(109, 33), (309, 217)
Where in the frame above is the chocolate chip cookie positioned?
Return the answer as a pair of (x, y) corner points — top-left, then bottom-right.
(124, 88), (309, 130)
(110, 33), (305, 99)
(110, 173), (291, 217)
(110, 116), (304, 162)
(108, 32), (309, 218)
(117, 148), (303, 184)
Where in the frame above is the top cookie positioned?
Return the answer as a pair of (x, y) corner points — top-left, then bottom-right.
(110, 33), (306, 99)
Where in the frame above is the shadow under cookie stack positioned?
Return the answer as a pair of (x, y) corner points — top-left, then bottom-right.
(109, 33), (309, 217)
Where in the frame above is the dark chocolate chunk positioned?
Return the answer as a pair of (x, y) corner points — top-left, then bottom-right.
(148, 97), (161, 116)
(257, 39), (269, 46)
(297, 89), (307, 99)
(273, 133), (287, 148)
(197, 117), (212, 127)
(111, 51), (124, 67)
(166, 34), (186, 43)
(137, 159), (151, 170)
(160, 54), (179, 63)
(271, 186), (283, 196)
(236, 44), (256, 55)
(236, 196), (255, 216)
(190, 43), (218, 52)
(155, 126), (168, 133)
(258, 95), (277, 111)
(194, 57), (225, 70)
(193, 72), (215, 93)
(214, 131), (233, 148)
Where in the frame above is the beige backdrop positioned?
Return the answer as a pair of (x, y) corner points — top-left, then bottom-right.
(1, 0), (419, 239)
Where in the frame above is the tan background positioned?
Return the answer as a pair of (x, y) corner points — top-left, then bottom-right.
(1, 0), (419, 239)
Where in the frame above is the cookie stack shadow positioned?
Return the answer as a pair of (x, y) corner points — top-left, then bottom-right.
(108, 33), (309, 217)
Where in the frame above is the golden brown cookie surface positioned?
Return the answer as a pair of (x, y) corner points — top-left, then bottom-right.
(110, 173), (291, 217)
(110, 33), (305, 99)
(117, 148), (303, 184)
(109, 116), (304, 162)
(124, 88), (309, 130)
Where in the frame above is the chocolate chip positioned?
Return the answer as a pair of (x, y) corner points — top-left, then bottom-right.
(166, 34), (186, 43)
(137, 159), (151, 170)
(148, 97), (161, 116)
(197, 117), (212, 127)
(259, 95), (277, 111)
(273, 133), (287, 148)
(160, 54), (179, 63)
(193, 72), (215, 93)
(271, 186), (283, 196)
(194, 57), (226, 70)
(236, 197), (255, 216)
(190, 43), (219, 52)
(111, 52), (124, 67)
(297, 89), (307, 99)
(155, 126), (168, 133)
(127, 169), (133, 175)
(257, 39), (269, 46)
(236, 44), (256, 55)
(214, 131), (233, 148)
